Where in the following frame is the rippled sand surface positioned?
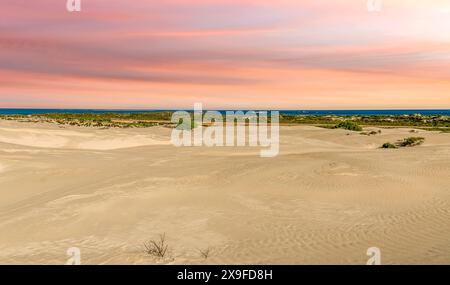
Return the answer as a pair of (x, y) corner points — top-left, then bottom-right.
(0, 120), (449, 264)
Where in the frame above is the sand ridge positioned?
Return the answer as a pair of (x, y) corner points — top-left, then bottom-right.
(0, 121), (171, 150)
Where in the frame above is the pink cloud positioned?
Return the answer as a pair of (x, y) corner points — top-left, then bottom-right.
(1, 0), (449, 109)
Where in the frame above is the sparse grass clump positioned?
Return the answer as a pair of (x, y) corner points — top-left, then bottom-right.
(398, 137), (425, 147)
(381, 142), (397, 149)
(381, 137), (425, 149)
(334, 121), (363, 132)
(198, 247), (212, 259)
(144, 233), (169, 258)
(361, 130), (380, 136)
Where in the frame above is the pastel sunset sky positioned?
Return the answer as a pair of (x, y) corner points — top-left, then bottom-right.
(1, 0), (450, 109)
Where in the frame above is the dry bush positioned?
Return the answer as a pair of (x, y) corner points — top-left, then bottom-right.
(144, 233), (169, 258)
(198, 247), (212, 259)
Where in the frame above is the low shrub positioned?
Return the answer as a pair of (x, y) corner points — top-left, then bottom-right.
(381, 137), (425, 149)
(381, 142), (397, 149)
(334, 121), (363, 131)
(398, 137), (425, 147)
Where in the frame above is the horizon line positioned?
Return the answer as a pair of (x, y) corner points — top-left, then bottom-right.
(1, 108), (450, 111)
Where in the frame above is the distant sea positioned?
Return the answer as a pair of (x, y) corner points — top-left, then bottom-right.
(0, 109), (449, 116)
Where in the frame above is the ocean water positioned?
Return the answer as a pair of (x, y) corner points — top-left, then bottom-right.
(277, 109), (450, 116)
(0, 108), (449, 116)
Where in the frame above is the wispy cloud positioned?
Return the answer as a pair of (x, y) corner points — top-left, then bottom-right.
(1, 0), (449, 109)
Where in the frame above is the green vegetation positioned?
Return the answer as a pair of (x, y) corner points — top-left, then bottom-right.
(333, 121), (363, 131)
(381, 142), (398, 149)
(0, 112), (174, 128)
(319, 121), (363, 131)
(381, 137), (425, 149)
(1, 112), (449, 130)
(398, 137), (425, 147)
(176, 118), (197, 130)
(279, 113), (450, 129)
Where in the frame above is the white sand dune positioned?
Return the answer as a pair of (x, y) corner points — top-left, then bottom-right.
(0, 120), (449, 264)
(0, 122), (170, 150)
